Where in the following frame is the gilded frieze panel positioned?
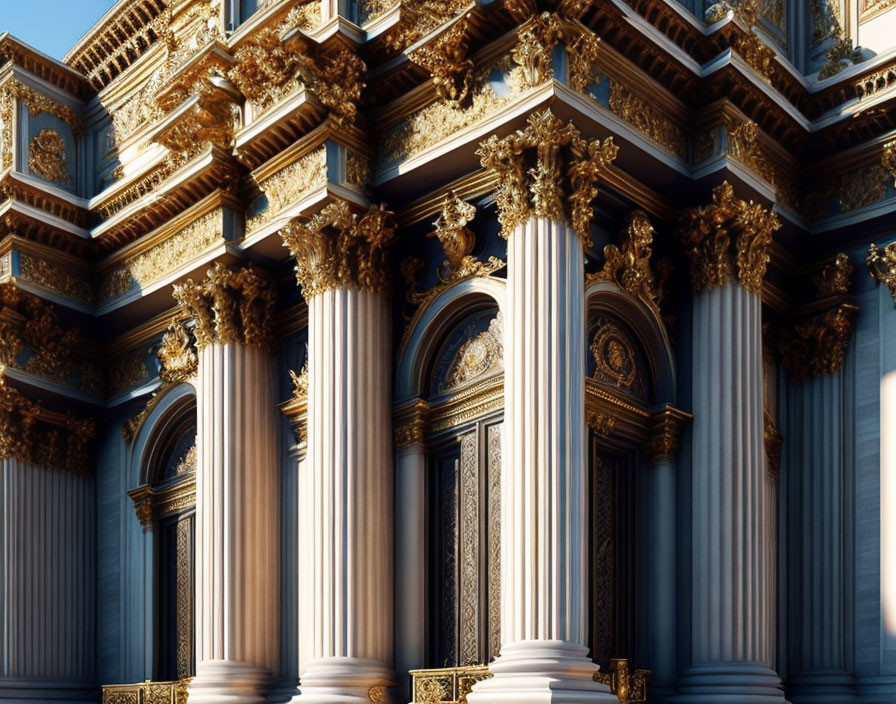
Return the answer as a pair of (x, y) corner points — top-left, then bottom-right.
(18, 253), (93, 305)
(247, 146), (327, 231)
(107, 351), (152, 397)
(861, 0), (896, 22)
(99, 209), (226, 302)
(807, 141), (896, 219)
(380, 53), (528, 165)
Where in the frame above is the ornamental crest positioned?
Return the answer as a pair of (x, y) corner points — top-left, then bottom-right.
(590, 317), (648, 400)
(29, 128), (69, 184)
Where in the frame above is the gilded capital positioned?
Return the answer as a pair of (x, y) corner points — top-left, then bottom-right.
(393, 399), (429, 451)
(0, 375), (95, 474)
(172, 263), (277, 352)
(678, 181), (780, 296)
(280, 200), (396, 299)
(476, 109), (618, 248)
(780, 302), (858, 381)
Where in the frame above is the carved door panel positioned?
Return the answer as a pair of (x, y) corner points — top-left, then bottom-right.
(590, 444), (637, 666)
(159, 513), (195, 680)
(429, 420), (502, 668)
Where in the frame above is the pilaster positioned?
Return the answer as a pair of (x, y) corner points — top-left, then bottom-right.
(468, 109), (620, 704)
(676, 182), (787, 704)
(172, 263), (281, 704)
(280, 200), (396, 704)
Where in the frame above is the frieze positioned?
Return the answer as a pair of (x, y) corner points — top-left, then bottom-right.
(100, 209), (225, 302)
(7, 82), (85, 137)
(18, 253), (92, 304)
(605, 79), (687, 160)
(247, 146), (328, 231)
(107, 351), (151, 397)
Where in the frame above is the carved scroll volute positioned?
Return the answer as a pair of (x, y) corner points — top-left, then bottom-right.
(678, 181), (780, 296)
(476, 109), (618, 248)
(280, 200), (396, 300)
(172, 263), (276, 352)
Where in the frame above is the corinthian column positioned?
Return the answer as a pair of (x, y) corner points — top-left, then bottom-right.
(281, 200), (395, 704)
(0, 378), (96, 702)
(677, 183), (786, 703)
(469, 109), (620, 704)
(780, 256), (858, 702)
(173, 264), (280, 704)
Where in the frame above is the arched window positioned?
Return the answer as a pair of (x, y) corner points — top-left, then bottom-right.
(425, 307), (503, 667)
(129, 394), (197, 681)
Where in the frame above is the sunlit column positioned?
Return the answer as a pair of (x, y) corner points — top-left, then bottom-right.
(281, 200), (395, 704)
(174, 264), (281, 704)
(468, 109), (621, 704)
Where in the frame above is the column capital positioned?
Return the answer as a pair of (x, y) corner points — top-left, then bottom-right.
(476, 109), (618, 248)
(393, 399), (430, 451)
(0, 374), (95, 473)
(678, 181), (780, 296)
(280, 199), (396, 299)
(780, 302), (858, 381)
(780, 253), (858, 381)
(172, 263), (276, 352)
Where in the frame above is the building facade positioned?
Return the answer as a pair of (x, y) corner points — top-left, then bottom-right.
(1, 0), (896, 703)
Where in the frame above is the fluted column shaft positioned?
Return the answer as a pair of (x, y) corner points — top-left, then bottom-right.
(280, 201), (395, 704)
(785, 371), (854, 701)
(468, 217), (616, 704)
(677, 182), (785, 703)
(0, 459), (96, 702)
(189, 343), (280, 702)
(296, 286), (394, 703)
(680, 282), (786, 701)
(173, 264), (280, 704)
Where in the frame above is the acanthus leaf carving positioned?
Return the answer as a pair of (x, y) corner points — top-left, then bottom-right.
(477, 108), (618, 247)
(678, 181), (780, 296)
(408, 15), (475, 105)
(587, 210), (659, 315)
(280, 200), (396, 299)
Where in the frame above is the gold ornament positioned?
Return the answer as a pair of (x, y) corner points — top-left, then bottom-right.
(588, 210), (659, 314)
(594, 658), (650, 704)
(280, 200), (395, 299)
(28, 128), (69, 184)
(813, 252), (853, 297)
(428, 191), (504, 285)
(409, 15), (475, 104)
(172, 263), (277, 352)
(779, 303), (858, 380)
(868, 241), (896, 305)
(157, 320), (198, 383)
(678, 181), (780, 296)
(476, 109), (618, 247)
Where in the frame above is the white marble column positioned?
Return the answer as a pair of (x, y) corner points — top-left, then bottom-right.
(469, 110), (619, 704)
(174, 264), (280, 704)
(281, 201), (395, 704)
(0, 457), (96, 702)
(469, 216), (616, 703)
(677, 183), (786, 703)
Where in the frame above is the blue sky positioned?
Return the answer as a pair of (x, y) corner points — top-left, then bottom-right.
(1, 0), (119, 60)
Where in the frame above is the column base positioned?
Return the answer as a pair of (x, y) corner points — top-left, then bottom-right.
(188, 660), (272, 704)
(467, 641), (619, 704)
(292, 657), (394, 704)
(676, 663), (788, 704)
(0, 678), (96, 703)
(786, 671), (856, 703)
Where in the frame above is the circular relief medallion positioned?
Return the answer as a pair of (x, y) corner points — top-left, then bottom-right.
(590, 318), (645, 396)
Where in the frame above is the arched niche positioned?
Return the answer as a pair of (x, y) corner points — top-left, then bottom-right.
(583, 280), (678, 675)
(126, 382), (197, 682)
